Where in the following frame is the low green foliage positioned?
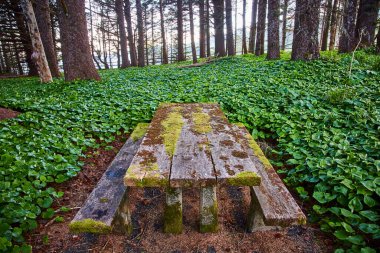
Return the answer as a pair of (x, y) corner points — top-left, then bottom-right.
(0, 51), (379, 252)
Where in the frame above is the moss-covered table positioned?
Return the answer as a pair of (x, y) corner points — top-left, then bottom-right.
(123, 103), (262, 233)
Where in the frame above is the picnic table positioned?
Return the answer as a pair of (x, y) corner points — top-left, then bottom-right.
(124, 103), (261, 233)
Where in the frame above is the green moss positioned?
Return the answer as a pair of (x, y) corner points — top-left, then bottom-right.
(200, 202), (218, 233)
(164, 202), (182, 234)
(69, 219), (112, 234)
(245, 133), (273, 170)
(125, 164), (168, 187)
(161, 110), (184, 157)
(227, 171), (261, 186)
(192, 112), (212, 133)
(130, 123), (150, 142)
(99, 197), (109, 203)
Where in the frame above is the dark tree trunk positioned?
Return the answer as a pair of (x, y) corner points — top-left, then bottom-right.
(151, 8), (155, 65)
(177, 0), (185, 61)
(255, 0), (267, 55)
(355, 0), (379, 48)
(212, 0), (226, 57)
(321, 0), (333, 51)
(242, 0), (248, 54)
(328, 0), (340, 50)
(34, 0), (60, 77)
(267, 0), (280, 59)
(136, 0), (145, 67)
(338, 0), (358, 53)
(199, 0), (206, 58)
(249, 0), (258, 53)
(57, 0), (100, 81)
(124, 0), (138, 66)
(377, 28), (380, 53)
(281, 0), (288, 50)
(159, 0), (168, 64)
(144, 5), (149, 66)
(291, 0), (321, 60)
(189, 0), (197, 63)
(206, 0), (211, 57)
(115, 0), (130, 68)
(226, 0), (235, 55)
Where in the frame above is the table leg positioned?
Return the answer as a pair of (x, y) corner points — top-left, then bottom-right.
(114, 188), (133, 234)
(164, 187), (183, 234)
(247, 187), (265, 232)
(200, 186), (218, 233)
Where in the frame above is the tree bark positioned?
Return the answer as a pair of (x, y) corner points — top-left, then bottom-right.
(206, 0), (211, 57)
(338, 0), (358, 53)
(34, 0), (60, 77)
(267, 0), (280, 59)
(144, 5), (149, 66)
(212, 0), (226, 57)
(377, 27), (380, 54)
(136, 0), (145, 67)
(291, 0), (321, 60)
(199, 0), (206, 58)
(249, 0), (258, 53)
(124, 0), (138, 66)
(226, 0), (235, 55)
(57, 0), (100, 81)
(21, 0), (52, 82)
(151, 7), (155, 65)
(281, 0), (288, 50)
(355, 0), (380, 48)
(242, 0), (248, 54)
(188, 0), (197, 63)
(255, 0), (267, 55)
(328, 0), (340, 50)
(177, 0), (185, 61)
(159, 0), (168, 64)
(115, 0), (130, 68)
(321, 0), (333, 51)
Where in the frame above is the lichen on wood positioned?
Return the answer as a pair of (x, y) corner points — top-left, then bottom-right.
(130, 123), (150, 141)
(200, 186), (218, 233)
(227, 171), (261, 186)
(244, 133), (273, 170)
(192, 112), (212, 133)
(69, 219), (112, 234)
(160, 110), (184, 157)
(164, 188), (183, 233)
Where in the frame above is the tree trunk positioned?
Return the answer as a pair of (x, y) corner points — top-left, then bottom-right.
(206, 0), (211, 57)
(199, 0), (206, 58)
(377, 27), (380, 54)
(255, 0), (267, 55)
(281, 0), (288, 50)
(57, 0), (100, 81)
(267, 0), (280, 59)
(34, 0), (60, 77)
(355, 0), (379, 48)
(338, 0), (358, 53)
(124, 0), (138, 66)
(212, 0), (226, 57)
(136, 0), (145, 67)
(249, 0), (258, 53)
(321, 0), (333, 51)
(159, 0), (168, 64)
(21, 0), (52, 82)
(242, 0), (248, 54)
(115, 0), (130, 68)
(291, 0), (321, 60)
(189, 0), (197, 63)
(144, 5), (149, 66)
(151, 7), (155, 65)
(328, 0), (340, 50)
(226, 0), (235, 55)
(177, 0), (185, 61)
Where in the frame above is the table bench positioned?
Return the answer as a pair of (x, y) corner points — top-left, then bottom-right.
(69, 103), (306, 235)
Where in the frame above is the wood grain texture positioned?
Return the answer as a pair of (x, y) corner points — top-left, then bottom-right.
(233, 123), (307, 227)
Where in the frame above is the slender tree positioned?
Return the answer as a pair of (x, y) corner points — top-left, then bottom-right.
(115, 0), (130, 68)
(199, 0), (206, 58)
(241, 0), (248, 54)
(136, 0), (145, 66)
(328, 0), (339, 50)
(34, 0), (60, 77)
(177, 0), (185, 61)
(321, 0), (333, 51)
(206, 0), (211, 57)
(226, 0), (235, 55)
(338, 0), (358, 53)
(249, 0), (258, 53)
(151, 7), (155, 65)
(159, 0), (168, 64)
(281, 0), (288, 50)
(212, 0), (226, 57)
(291, 0), (322, 60)
(255, 0), (267, 55)
(124, 0), (138, 66)
(355, 0), (380, 48)
(267, 0), (280, 59)
(189, 0), (197, 63)
(377, 27), (380, 53)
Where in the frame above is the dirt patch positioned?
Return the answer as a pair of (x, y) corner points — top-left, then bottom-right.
(26, 134), (334, 253)
(0, 107), (20, 120)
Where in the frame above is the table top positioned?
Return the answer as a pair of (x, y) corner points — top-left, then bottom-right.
(124, 103), (261, 188)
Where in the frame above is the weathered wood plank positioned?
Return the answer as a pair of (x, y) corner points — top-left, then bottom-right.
(232, 123), (307, 227)
(69, 123), (148, 234)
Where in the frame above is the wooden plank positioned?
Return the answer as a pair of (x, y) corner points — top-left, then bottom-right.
(232, 123), (307, 227)
(70, 124), (147, 234)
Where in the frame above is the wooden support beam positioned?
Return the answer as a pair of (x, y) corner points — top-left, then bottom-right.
(200, 186), (218, 233)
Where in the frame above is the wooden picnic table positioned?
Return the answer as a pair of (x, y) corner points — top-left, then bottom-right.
(124, 103), (261, 233)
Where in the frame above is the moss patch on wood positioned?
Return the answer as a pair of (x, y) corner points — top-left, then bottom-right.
(69, 219), (112, 234)
(245, 133), (273, 170)
(227, 171), (261, 186)
(130, 123), (150, 142)
(164, 202), (183, 234)
(192, 112), (212, 133)
(161, 110), (184, 157)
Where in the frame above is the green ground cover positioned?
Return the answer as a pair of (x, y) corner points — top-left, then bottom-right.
(0, 51), (379, 252)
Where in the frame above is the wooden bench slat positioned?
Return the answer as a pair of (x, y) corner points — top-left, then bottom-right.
(232, 124), (307, 226)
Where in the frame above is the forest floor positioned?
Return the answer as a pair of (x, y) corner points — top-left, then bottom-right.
(0, 107), (20, 120)
(25, 134), (334, 253)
